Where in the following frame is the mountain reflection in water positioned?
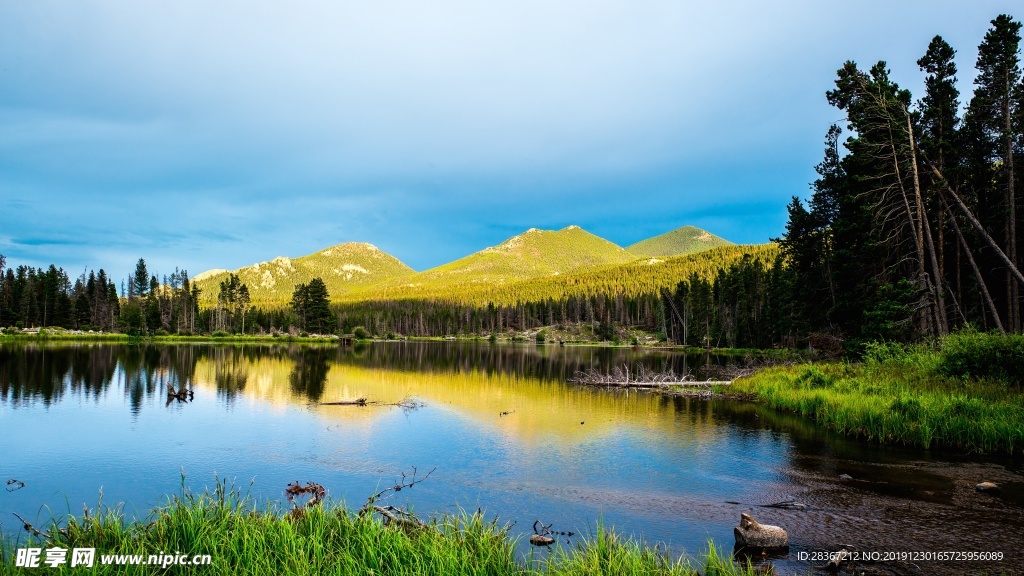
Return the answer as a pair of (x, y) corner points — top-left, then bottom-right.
(1, 341), (1021, 575)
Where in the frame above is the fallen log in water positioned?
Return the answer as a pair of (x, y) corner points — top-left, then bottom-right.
(320, 397), (368, 406)
(320, 396), (423, 409)
(569, 365), (730, 388)
(612, 380), (733, 388)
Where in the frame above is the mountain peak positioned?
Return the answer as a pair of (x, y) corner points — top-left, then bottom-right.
(193, 242), (414, 305)
(422, 226), (635, 282)
(627, 226), (733, 257)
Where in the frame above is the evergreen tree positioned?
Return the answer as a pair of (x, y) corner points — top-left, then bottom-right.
(132, 259), (150, 298)
(965, 15), (1022, 331)
(304, 278), (334, 334)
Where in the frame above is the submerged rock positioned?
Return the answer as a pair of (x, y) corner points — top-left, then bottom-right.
(976, 482), (1001, 495)
(734, 513), (789, 550)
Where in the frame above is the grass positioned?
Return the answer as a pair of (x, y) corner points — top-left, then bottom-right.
(730, 337), (1024, 454)
(0, 481), (765, 576)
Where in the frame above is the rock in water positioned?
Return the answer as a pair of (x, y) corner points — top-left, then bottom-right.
(529, 534), (555, 546)
(976, 482), (1001, 495)
(734, 513), (789, 550)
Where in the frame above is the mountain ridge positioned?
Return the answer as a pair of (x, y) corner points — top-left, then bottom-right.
(193, 225), (735, 305)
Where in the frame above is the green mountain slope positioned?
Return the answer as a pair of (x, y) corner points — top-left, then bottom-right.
(193, 243), (414, 305)
(627, 225), (733, 257)
(395, 226), (638, 287)
(342, 243), (777, 306)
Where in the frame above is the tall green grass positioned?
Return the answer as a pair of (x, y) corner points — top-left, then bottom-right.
(731, 335), (1024, 454)
(0, 481), (765, 576)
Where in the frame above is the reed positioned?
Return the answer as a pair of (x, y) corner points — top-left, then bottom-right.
(732, 338), (1024, 454)
(0, 481), (765, 576)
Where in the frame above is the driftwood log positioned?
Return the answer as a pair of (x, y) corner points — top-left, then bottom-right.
(321, 397), (367, 406)
(734, 513), (788, 550)
(569, 364), (718, 387)
(320, 396), (422, 409)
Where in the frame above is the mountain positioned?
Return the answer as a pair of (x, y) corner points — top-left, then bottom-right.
(341, 243), (776, 306)
(394, 226), (638, 287)
(193, 243), (414, 305)
(627, 226), (733, 257)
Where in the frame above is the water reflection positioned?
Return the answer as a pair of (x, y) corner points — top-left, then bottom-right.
(0, 342), (726, 411)
(2, 342), (1021, 575)
(288, 347), (331, 402)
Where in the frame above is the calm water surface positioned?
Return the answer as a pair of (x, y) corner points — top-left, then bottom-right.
(1, 342), (1022, 575)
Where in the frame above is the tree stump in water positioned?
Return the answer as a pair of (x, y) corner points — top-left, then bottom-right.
(734, 513), (788, 550)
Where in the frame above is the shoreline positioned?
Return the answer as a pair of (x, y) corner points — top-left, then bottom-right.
(0, 329), (791, 356)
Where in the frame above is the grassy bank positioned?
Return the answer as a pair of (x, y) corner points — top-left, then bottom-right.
(730, 335), (1024, 454)
(0, 484), (763, 576)
(0, 327), (806, 357)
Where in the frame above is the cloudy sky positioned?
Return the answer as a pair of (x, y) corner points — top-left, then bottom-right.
(0, 1), (1020, 281)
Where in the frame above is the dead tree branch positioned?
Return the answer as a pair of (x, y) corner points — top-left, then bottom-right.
(285, 481), (326, 508)
(320, 396), (423, 410)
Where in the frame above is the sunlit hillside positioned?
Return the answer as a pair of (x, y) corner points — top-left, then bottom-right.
(341, 243), (778, 306)
(400, 225), (638, 286)
(193, 243), (415, 305)
(627, 225), (733, 257)
(191, 226), (757, 308)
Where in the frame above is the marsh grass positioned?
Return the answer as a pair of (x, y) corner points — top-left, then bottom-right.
(732, 337), (1024, 454)
(0, 481), (764, 576)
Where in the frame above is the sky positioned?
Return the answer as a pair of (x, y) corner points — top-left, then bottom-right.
(1, 1), (1022, 282)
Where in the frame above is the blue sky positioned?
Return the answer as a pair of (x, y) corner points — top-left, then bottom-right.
(0, 1), (1020, 281)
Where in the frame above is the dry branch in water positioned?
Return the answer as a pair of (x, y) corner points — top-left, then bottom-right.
(569, 364), (690, 386)
(285, 481), (326, 508)
(529, 519), (575, 546)
(165, 384), (194, 406)
(569, 364), (731, 392)
(358, 466), (436, 530)
(12, 511), (44, 538)
(320, 396), (423, 410)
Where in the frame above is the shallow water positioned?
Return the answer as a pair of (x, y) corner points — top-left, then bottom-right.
(1, 341), (1021, 575)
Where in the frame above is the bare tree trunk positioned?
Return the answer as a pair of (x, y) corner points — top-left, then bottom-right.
(929, 163), (1024, 286)
(944, 199), (1005, 334)
(906, 112), (948, 335)
(1006, 79), (1018, 332)
(889, 137), (936, 336)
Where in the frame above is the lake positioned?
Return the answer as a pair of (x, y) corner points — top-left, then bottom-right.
(1, 341), (1021, 574)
